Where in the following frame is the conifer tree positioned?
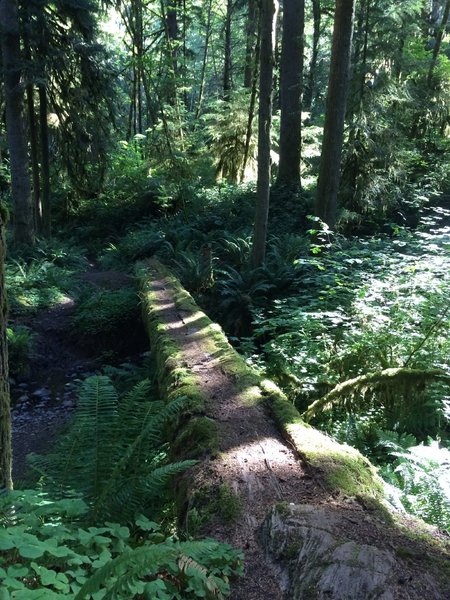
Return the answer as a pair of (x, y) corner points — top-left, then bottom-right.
(315, 0), (356, 228)
(277, 0), (304, 187)
(0, 0), (35, 246)
(0, 201), (11, 490)
(252, 0), (279, 267)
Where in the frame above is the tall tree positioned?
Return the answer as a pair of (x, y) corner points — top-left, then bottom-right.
(0, 0), (35, 246)
(427, 0), (450, 87)
(0, 202), (12, 490)
(277, 0), (304, 187)
(223, 0), (233, 96)
(315, 0), (356, 228)
(252, 0), (279, 267)
(244, 0), (258, 88)
(303, 0), (320, 111)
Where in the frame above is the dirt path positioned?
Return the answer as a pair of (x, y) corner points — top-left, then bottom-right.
(11, 269), (133, 483)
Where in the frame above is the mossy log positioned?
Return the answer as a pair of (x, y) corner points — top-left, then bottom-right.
(303, 367), (450, 422)
(138, 258), (385, 503)
(138, 260), (450, 598)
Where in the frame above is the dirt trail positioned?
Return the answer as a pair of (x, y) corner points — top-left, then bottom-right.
(11, 269), (132, 483)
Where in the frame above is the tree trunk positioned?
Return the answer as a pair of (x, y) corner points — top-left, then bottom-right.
(195, 0), (213, 118)
(0, 0), (35, 246)
(26, 84), (41, 233)
(303, 0), (320, 111)
(223, 0), (233, 97)
(252, 0), (279, 268)
(23, 10), (41, 234)
(0, 205), (12, 490)
(39, 84), (51, 237)
(277, 0), (304, 187)
(427, 0), (450, 87)
(162, 0), (178, 104)
(244, 0), (258, 88)
(241, 26), (261, 182)
(315, 0), (356, 229)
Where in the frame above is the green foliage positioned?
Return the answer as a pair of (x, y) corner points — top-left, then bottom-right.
(99, 223), (173, 270)
(381, 442), (450, 532)
(202, 92), (257, 183)
(171, 249), (215, 294)
(71, 287), (140, 350)
(0, 490), (243, 599)
(6, 239), (87, 313)
(255, 225), (450, 430)
(29, 376), (196, 523)
(7, 325), (35, 378)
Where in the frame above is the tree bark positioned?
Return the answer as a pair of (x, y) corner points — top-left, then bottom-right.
(277, 0), (304, 187)
(252, 0), (279, 267)
(315, 0), (356, 229)
(303, 0), (320, 111)
(241, 26), (261, 182)
(0, 204), (12, 490)
(427, 0), (450, 87)
(195, 0), (213, 118)
(26, 84), (41, 233)
(39, 84), (51, 237)
(223, 0), (233, 97)
(0, 0), (35, 246)
(244, 0), (258, 88)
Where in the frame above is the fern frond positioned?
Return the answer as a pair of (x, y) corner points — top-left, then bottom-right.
(93, 397), (191, 519)
(75, 539), (236, 600)
(30, 376), (119, 499)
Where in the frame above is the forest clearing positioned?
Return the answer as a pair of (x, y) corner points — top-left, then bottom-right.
(1, 1), (450, 598)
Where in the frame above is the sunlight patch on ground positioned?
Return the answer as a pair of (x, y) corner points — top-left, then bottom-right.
(57, 295), (75, 307)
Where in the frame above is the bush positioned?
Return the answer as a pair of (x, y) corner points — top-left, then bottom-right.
(71, 287), (141, 353)
(7, 325), (35, 378)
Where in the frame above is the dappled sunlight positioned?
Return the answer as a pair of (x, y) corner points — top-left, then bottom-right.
(165, 311), (206, 330)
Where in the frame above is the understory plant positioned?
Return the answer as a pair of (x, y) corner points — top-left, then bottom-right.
(0, 491), (243, 599)
(0, 375), (243, 597)
(71, 287), (141, 353)
(29, 376), (195, 523)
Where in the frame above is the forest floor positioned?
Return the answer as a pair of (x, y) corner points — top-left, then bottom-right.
(10, 267), (134, 483)
(9, 202), (450, 597)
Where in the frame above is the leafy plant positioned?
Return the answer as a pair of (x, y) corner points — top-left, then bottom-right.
(0, 490), (243, 599)
(71, 287), (140, 351)
(7, 325), (35, 378)
(381, 441), (450, 532)
(99, 223), (173, 270)
(29, 376), (196, 523)
(202, 92), (256, 183)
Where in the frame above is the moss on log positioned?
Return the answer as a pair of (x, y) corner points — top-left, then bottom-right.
(139, 259), (384, 503)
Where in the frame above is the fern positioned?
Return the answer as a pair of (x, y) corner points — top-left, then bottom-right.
(30, 376), (196, 523)
(74, 539), (242, 600)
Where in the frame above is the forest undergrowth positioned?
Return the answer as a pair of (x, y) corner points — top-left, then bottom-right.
(2, 177), (450, 597)
(93, 185), (450, 533)
(2, 234), (243, 598)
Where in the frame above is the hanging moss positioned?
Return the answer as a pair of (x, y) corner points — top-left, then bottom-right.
(302, 367), (450, 422)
